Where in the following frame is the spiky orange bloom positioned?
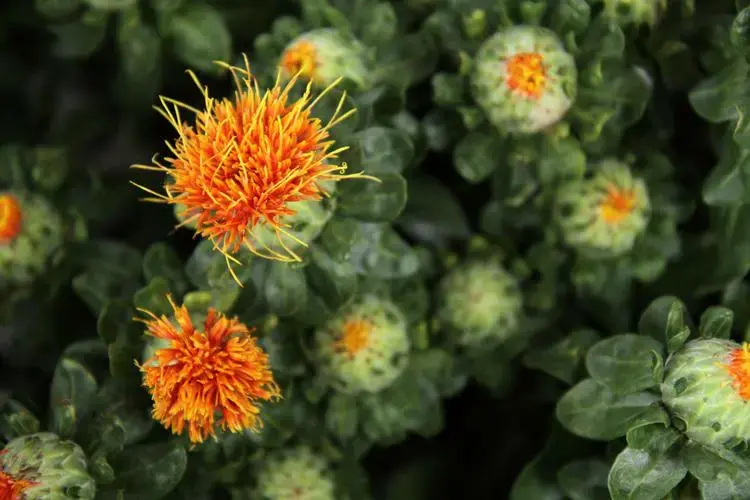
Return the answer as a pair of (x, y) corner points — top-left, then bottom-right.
(599, 185), (636, 224)
(136, 295), (281, 445)
(131, 55), (371, 282)
(727, 343), (750, 400)
(505, 53), (547, 99)
(0, 461), (36, 500)
(280, 41), (318, 81)
(334, 317), (372, 357)
(0, 194), (22, 243)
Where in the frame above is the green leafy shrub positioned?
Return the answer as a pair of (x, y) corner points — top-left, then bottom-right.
(4, 0), (750, 498)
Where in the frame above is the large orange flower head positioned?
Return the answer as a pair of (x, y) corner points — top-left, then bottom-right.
(132, 55), (368, 281)
(137, 295), (281, 445)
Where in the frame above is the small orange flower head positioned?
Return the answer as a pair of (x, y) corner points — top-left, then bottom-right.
(278, 29), (370, 88)
(599, 185), (637, 225)
(505, 53), (547, 100)
(727, 343), (750, 400)
(131, 54), (373, 283)
(137, 296), (281, 445)
(0, 466), (35, 500)
(334, 317), (372, 358)
(0, 194), (22, 243)
(472, 26), (577, 134)
(555, 159), (650, 258)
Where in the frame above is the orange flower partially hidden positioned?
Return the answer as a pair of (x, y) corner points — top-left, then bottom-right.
(334, 317), (372, 357)
(131, 54), (371, 283)
(0, 464), (35, 500)
(505, 52), (547, 99)
(0, 194), (21, 243)
(280, 41), (319, 81)
(727, 343), (750, 401)
(136, 296), (281, 445)
(599, 185), (636, 224)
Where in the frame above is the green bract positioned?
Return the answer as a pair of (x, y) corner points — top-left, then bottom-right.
(1, 432), (96, 499)
(600, 0), (667, 27)
(555, 159), (650, 258)
(279, 29), (371, 88)
(661, 339), (750, 449)
(255, 447), (335, 500)
(0, 191), (64, 288)
(437, 258), (523, 346)
(472, 26), (577, 134)
(315, 294), (410, 393)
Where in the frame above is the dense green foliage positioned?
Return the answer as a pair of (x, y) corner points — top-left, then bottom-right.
(5, 0), (750, 498)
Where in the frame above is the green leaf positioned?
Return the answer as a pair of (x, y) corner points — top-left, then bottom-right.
(337, 173), (408, 222)
(689, 60), (750, 123)
(51, 11), (109, 58)
(84, 380), (154, 454)
(97, 301), (135, 345)
(83, 0), (136, 9)
(325, 392), (359, 440)
(166, 3), (231, 73)
(396, 173), (471, 246)
(524, 329), (601, 385)
(510, 454), (565, 500)
(306, 246), (357, 313)
(557, 459), (610, 500)
(318, 217), (361, 262)
(549, 0), (591, 35)
(0, 399), (41, 441)
(703, 149), (746, 206)
(263, 263), (307, 317)
(31, 146), (68, 191)
(556, 379), (660, 440)
(699, 306), (734, 339)
(637, 296), (691, 350)
(49, 357), (98, 439)
(142, 243), (188, 296)
(109, 442), (187, 499)
(732, 7), (750, 59)
(608, 441), (687, 500)
(453, 130), (503, 184)
(359, 2), (397, 45)
(682, 442), (750, 499)
(132, 277), (173, 317)
(35, 0), (81, 18)
(182, 288), (240, 314)
(585, 334), (664, 395)
(349, 224), (420, 279)
(117, 16), (161, 101)
(72, 241), (143, 315)
(409, 349), (468, 399)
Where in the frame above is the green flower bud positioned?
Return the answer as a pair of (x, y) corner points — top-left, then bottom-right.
(662, 339), (750, 449)
(601, 0), (667, 27)
(437, 259), (523, 346)
(279, 29), (370, 88)
(0, 191), (64, 288)
(256, 447), (335, 500)
(0, 432), (96, 499)
(471, 25), (577, 134)
(555, 159), (650, 258)
(315, 295), (410, 393)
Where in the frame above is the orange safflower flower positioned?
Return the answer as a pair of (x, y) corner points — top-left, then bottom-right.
(136, 295), (281, 445)
(0, 454), (36, 500)
(0, 194), (22, 243)
(131, 55), (372, 284)
(599, 185), (637, 225)
(505, 52), (547, 100)
(727, 343), (750, 401)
